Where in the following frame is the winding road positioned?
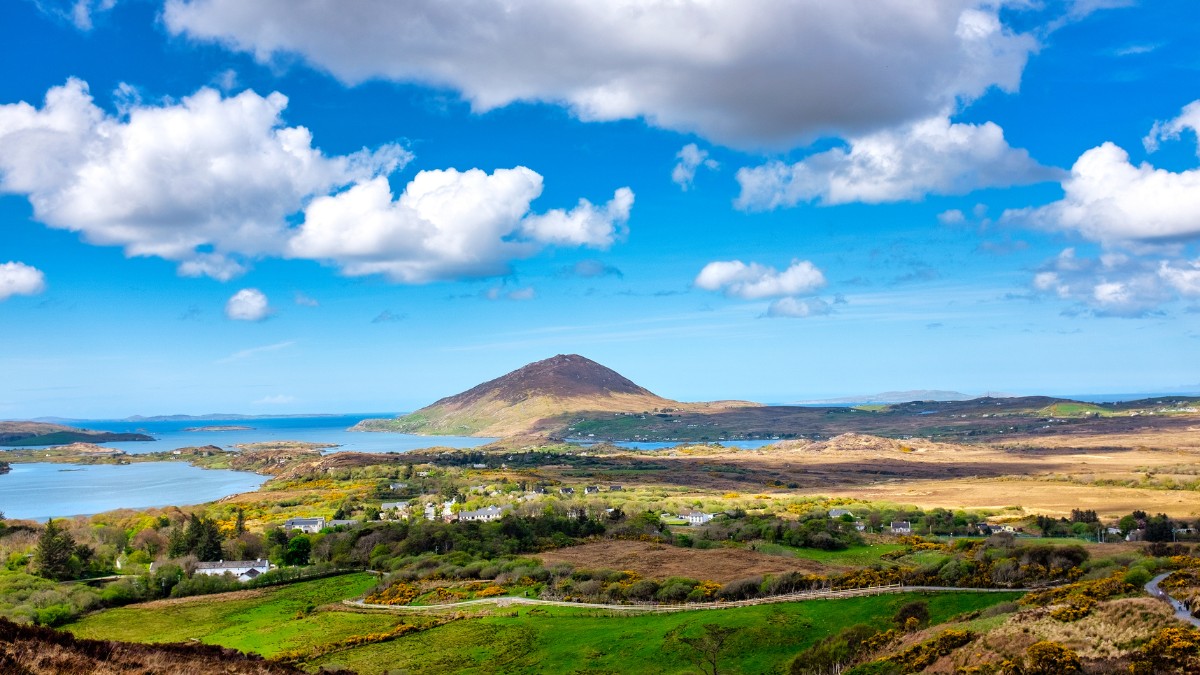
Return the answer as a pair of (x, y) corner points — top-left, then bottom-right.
(1146, 573), (1200, 628)
(346, 583), (1029, 614)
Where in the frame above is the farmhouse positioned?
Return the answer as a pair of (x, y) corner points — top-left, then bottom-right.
(327, 519), (359, 529)
(458, 505), (511, 522)
(559, 487), (575, 496)
(681, 510), (714, 526)
(828, 508), (853, 518)
(584, 486), (600, 494)
(193, 559), (271, 582)
(890, 521), (913, 535)
(283, 517), (326, 533)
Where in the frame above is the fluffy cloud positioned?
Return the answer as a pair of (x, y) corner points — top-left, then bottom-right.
(1144, 100), (1200, 154)
(0, 262), (46, 301)
(1030, 248), (1183, 317)
(1159, 260), (1200, 296)
(225, 288), (271, 321)
(671, 144), (718, 190)
(287, 169), (632, 283)
(736, 116), (1054, 209)
(695, 260), (826, 299)
(1009, 142), (1200, 245)
(0, 80), (406, 279)
(164, 0), (1037, 147)
(766, 297), (833, 318)
(520, 188), (632, 247)
(1, 80), (628, 284)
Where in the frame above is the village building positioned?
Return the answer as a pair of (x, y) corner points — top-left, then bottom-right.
(327, 519), (359, 529)
(458, 505), (511, 522)
(283, 517), (326, 534)
(828, 508), (853, 518)
(193, 559), (271, 582)
(559, 487), (575, 496)
(681, 510), (714, 526)
(584, 486), (600, 494)
(890, 521), (913, 535)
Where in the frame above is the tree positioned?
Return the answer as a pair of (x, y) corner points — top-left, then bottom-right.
(1145, 514), (1174, 542)
(668, 623), (739, 675)
(194, 518), (224, 561)
(285, 535), (312, 566)
(894, 600), (929, 629)
(33, 519), (77, 580)
(234, 508), (246, 536)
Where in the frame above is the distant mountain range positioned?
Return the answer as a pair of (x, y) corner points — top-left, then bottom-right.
(797, 390), (978, 405)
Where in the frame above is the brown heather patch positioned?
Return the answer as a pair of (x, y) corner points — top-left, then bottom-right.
(535, 539), (832, 582)
(943, 598), (1176, 670)
(132, 588), (267, 609)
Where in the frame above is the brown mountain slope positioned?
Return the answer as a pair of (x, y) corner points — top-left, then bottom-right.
(353, 354), (711, 437)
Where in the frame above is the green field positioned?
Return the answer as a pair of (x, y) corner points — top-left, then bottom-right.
(757, 542), (907, 567)
(66, 574), (1020, 674)
(66, 573), (402, 657)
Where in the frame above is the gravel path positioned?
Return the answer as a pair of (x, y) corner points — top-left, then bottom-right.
(1146, 572), (1200, 628)
(345, 583), (1029, 614)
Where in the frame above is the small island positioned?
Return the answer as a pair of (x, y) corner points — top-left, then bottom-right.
(183, 425), (254, 432)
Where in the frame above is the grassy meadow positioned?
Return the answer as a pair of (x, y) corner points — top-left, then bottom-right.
(65, 572), (1020, 673)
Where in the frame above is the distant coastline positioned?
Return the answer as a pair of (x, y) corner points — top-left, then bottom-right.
(183, 425), (254, 432)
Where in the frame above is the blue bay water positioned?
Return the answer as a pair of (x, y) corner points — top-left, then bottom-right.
(1, 414), (496, 520)
(50, 414), (497, 454)
(0, 462), (267, 521)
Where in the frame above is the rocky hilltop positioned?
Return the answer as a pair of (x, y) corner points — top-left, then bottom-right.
(353, 354), (695, 437)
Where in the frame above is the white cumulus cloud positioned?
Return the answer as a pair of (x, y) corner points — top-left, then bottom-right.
(1007, 142), (1200, 244)
(0, 262), (47, 301)
(671, 144), (718, 190)
(0, 79), (407, 279)
(163, 0), (1038, 148)
(695, 260), (826, 299)
(736, 115), (1055, 209)
(225, 288), (272, 321)
(287, 169), (632, 283)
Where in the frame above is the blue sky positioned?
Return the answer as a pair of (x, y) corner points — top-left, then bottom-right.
(2, 0), (1199, 418)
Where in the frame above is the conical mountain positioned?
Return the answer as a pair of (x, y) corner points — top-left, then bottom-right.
(355, 354), (677, 437)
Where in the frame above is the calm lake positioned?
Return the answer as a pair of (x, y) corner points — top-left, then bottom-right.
(0, 462), (267, 521)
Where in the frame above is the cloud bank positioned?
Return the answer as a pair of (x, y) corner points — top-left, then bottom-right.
(164, 0), (1037, 148)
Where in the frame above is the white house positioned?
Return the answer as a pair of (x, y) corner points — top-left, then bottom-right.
(828, 509), (853, 519)
(681, 510), (714, 526)
(283, 517), (326, 533)
(890, 521), (913, 535)
(459, 505), (511, 522)
(194, 559), (272, 582)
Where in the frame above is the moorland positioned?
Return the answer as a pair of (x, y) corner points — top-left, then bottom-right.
(3, 354), (1200, 673)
